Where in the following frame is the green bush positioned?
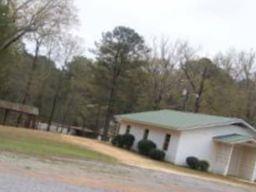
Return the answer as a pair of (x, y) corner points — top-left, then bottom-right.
(111, 135), (124, 147)
(198, 160), (210, 172)
(138, 139), (156, 156)
(122, 134), (135, 149)
(186, 156), (200, 170)
(111, 134), (135, 149)
(149, 149), (165, 161)
(186, 157), (210, 172)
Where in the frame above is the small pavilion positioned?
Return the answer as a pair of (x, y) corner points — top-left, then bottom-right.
(0, 100), (39, 129)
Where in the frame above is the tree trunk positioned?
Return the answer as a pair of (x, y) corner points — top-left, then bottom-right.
(102, 64), (120, 141)
(16, 40), (41, 126)
(182, 92), (189, 111)
(95, 105), (101, 131)
(102, 50), (121, 141)
(102, 80), (116, 141)
(2, 109), (9, 125)
(0, 30), (27, 51)
(47, 72), (62, 131)
(194, 94), (201, 113)
(194, 67), (207, 113)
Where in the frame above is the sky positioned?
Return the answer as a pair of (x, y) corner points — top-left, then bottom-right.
(74, 0), (256, 58)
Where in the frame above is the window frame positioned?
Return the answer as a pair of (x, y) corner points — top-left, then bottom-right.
(143, 129), (149, 140)
(163, 134), (171, 151)
(125, 125), (131, 134)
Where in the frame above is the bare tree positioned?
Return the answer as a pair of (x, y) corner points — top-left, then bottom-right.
(239, 51), (256, 119)
(214, 49), (256, 119)
(1, 0), (77, 51)
(174, 41), (215, 113)
(14, 0), (78, 126)
(48, 35), (82, 131)
(16, 36), (42, 125)
(182, 58), (216, 113)
(146, 38), (178, 109)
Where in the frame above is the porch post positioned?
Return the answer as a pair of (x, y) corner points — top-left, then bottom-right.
(251, 158), (256, 182)
(224, 144), (234, 176)
(2, 109), (9, 125)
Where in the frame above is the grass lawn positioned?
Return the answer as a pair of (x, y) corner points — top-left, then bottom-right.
(0, 126), (116, 163)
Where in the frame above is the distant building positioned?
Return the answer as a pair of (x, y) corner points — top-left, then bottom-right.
(116, 110), (256, 181)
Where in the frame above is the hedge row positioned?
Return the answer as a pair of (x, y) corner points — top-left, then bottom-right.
(111, 135), (165, 161)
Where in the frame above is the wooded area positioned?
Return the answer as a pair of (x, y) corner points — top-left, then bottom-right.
(1, 0), (256, 138)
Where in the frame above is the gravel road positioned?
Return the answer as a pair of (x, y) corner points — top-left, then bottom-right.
(0, 173), (102, 192)
(0, 152), (255, 192)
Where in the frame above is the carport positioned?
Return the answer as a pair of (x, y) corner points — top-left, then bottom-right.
(214, 134), (256, 181)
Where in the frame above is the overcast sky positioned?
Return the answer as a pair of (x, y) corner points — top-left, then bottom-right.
(74, 0), (256, 57)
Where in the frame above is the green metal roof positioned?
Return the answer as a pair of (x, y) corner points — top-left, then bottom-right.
(116, 110), (240, 131)
(213, 134), (255, 144)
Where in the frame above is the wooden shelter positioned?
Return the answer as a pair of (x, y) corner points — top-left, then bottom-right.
(0, 100), (39, 128)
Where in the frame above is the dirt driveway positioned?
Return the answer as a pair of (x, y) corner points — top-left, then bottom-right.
(0, 152), (254, 192)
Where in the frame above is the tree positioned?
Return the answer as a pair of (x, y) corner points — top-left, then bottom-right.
(0, 1), (17, 48)
(181, 58), (218, 113)
(0, 0), (77, 51)
(214, 50), (256, 122)
(14, 0), (78, 126)
(53, 35), (83, 129)
(143, 39), (180, 110)
(93, 26), (148, 140)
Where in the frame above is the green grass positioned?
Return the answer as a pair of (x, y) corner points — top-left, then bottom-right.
(0, 126), (116, 163)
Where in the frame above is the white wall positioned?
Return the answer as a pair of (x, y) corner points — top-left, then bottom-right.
(147, 126), (180, 162)
(174, 125), (256, 174)
(119, 121), (181, 162)
(119, 122), (144, 150)
(119, 121), (256, 176)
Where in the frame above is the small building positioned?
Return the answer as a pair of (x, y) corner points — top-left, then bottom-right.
(116, 110), (256, 181)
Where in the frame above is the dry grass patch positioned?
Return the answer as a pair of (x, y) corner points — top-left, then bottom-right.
(0, 126), (116, 163)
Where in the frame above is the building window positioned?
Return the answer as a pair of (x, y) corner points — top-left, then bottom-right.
(163, 134), (171, 151)
(143, 129), (149, 139)
(126, 125), (131, 134)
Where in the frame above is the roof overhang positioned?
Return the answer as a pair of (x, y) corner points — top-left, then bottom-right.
(116, 116), (179, 131)
(213, 134), (256, 147)
(0, 100), (39, 116)
(115, 115), (256, 133)
(188, 119), (256, 133)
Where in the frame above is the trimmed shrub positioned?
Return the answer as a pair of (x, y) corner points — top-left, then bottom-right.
(122, 134), (135, 149)
(111, 134), (135, 149)
(138, 139), (156, 156)
(149, 149), (165, 161)
(186, 156), (200, 170)
(111, 135), (124, 147)
(198, 160), (210, 172)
